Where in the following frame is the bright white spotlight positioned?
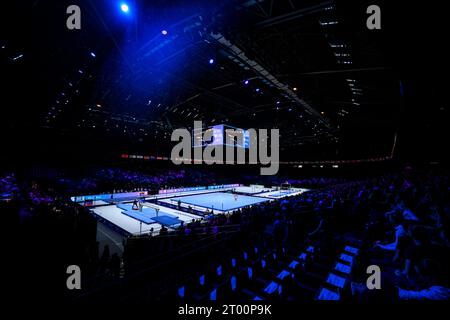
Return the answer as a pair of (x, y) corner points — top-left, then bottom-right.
(209, 58), (214, 64)
(120, 3), (129, 13)
(161, 30), (168, 35)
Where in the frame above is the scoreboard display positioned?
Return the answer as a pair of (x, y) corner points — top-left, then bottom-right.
(192, 124), (250, 149)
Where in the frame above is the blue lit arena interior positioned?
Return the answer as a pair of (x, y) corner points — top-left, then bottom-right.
(1, 0), (449, 308)
(81, 185), (308, 235)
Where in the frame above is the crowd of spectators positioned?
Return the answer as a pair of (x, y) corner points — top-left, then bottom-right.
(119, 167), (450, 301)
(54, 166), (349, 197)
(283, 168), (450, 300)
(2, 165), (449, 301)
(56, 167), (220, 195)
(1, 172), (100, 301)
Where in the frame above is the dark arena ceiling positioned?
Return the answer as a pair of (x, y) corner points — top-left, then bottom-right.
(1, 0), (447, 164)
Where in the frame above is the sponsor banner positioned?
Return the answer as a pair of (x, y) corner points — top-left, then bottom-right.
(71, 191), (148, 202)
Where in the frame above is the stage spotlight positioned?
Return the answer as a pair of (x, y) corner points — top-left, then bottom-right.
(244, 80), (249, 85)
(255, 88), (260, 92)
(120, 3), (129, 13)
(293, 87), (298, 91)
(161, 30), (168, 35)
(209, 58), (215, 64)
(90, 52), (96, 58)
(12, 54), (24, 61)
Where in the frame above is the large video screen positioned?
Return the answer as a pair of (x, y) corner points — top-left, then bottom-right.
(192, 124), (249, 148)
